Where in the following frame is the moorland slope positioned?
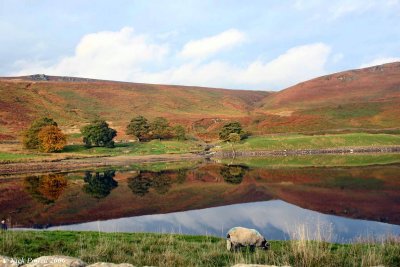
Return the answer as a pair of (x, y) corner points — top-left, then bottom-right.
(1, 62), (400, 140)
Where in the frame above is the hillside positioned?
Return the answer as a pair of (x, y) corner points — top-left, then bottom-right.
(0, 75), (269, 140)
(1, 62), (400, 141)
(254, 62), (400, 133)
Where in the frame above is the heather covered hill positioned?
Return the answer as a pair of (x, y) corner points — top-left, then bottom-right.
(1, 62), (400, 140)
(253, 62), (400, 133)
(0, 76), (269, 140)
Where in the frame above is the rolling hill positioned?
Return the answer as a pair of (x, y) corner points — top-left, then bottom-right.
(0, 62), (400, 141)
(254, 62), (400, 133)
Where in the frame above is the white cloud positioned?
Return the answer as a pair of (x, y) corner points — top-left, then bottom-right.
(360, 57), (400, 68)
(137, 43), (331, 90)
(13, 27), (331, 90)
(14, 27), (169, 81)
(237, 43), (331, 89)
(179, 29), (245, 60)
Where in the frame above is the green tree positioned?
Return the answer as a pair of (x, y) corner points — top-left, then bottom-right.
(126, 115), (150, 141)
(81, 120), (117, 147)
(219, 122), (245, 141)
(23, 117), (57, 149)
(149, 117), (172, 140)
(173, 125), (186, 140)
(227, 132), (241, 157)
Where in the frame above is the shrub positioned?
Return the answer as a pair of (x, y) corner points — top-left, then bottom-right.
(81, 120), (117, 148)
(23, 117), (57, 149)
(126, 115), (150, 141)
(219, 122), (246, 141)
(37, 125), (67, 152)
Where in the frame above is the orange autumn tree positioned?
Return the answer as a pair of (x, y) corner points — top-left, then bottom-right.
(38, 125), (67, 152)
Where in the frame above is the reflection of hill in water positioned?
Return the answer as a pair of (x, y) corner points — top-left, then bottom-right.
(0, 163), (399, 227)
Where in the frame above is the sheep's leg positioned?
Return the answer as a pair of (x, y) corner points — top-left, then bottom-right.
(226, 240), (233, 251)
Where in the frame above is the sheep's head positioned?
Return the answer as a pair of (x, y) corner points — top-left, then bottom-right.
(261, 238), (270, 250)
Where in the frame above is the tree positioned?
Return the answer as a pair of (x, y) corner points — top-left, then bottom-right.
(227, 133), (241, 158)
(149, 117), (173, 140)
(173, 125), (186, 140)
(81, 120), (117, 147)
(228, 133), (241, 143)
(23, 117), (57, 149)
(219, 122), (245, 141)
(37, 125), (67, 152)
(126, 115), (150, 141)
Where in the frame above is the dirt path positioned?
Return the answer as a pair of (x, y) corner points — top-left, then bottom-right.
(0, 153), (204, 175)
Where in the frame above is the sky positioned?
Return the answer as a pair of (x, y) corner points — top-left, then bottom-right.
(0, 0), (399, 91)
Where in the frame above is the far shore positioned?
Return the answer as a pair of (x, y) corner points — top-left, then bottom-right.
(1, 145), (400, 175)
(0, 153), (203, 175)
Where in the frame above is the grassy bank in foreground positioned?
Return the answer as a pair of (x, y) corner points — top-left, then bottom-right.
(216, 133), (400, 152)
(1, 231), (399, 267)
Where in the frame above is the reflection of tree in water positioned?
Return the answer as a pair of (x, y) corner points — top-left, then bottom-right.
(128, 175), (152, 196)
(220, 165), (248, 184)
(83, 170), (118, 199)
(128, 170), (179, 196)
(152, 173), (172, 194)
(176, 169), (187, 184)
(24, 174), (68, 204)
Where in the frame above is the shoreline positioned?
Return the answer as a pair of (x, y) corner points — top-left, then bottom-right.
(0, 153), (203, 175)
(213, 145), (400, 158)
(1, 146), (400, 175)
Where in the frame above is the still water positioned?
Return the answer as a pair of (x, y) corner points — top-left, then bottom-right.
(1, 157), (400, 243)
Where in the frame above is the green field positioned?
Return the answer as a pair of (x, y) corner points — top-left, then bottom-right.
(62, 139), (202, 156)
(216, 133), (400, 152)
(0, 231), (398, 267)
(0, 152), (41, 163)
(0, 140), (202, 163)
(222, 154), (400, 168)
(1, 133), (400, 164)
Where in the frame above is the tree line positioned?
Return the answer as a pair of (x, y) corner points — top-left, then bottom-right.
(23, 115), (247, 153)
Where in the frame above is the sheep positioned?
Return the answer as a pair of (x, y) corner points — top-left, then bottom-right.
(226, 227), (270, 251)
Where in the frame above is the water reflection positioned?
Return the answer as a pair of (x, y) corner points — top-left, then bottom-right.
(128, 174), (152, 196)
(51, 200), (400, 243)
(1, 160), (399, 239)
(128, 171), (174, 196)
(83, 170), (118, 199)
(220, 165), (248, 184)
(24, 174), (67, 204)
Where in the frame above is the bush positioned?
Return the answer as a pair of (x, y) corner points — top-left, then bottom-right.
(149, 117), (173, 140)
(23, 117), (57, 149)
(127, 116), (186, 141)
(126, 115), (150, 141)
(219, 122), (246, 141)
(37, 125), (67, 152)
(173, 125), (186, 140)
(81, 120), (117, 148)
